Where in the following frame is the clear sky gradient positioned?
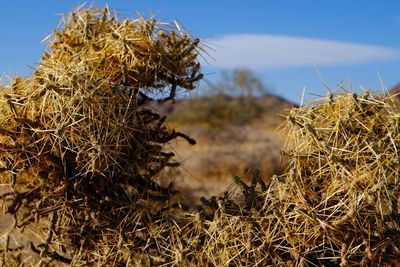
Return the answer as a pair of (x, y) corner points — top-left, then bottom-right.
(1, 1), (400, 103)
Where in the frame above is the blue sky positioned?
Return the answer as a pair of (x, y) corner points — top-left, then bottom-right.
(1, 1), (400, 103)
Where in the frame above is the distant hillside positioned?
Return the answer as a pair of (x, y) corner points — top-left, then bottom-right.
(149, 93), (296, 121)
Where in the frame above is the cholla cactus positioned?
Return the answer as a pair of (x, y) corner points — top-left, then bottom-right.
(0, 6), (202, 265)
(0, 6), (202, 181)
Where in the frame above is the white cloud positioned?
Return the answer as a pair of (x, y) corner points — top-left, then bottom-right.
(202, 34), (400, 69)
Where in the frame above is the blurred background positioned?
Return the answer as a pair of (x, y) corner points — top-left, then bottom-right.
(1, 1), (400, 200)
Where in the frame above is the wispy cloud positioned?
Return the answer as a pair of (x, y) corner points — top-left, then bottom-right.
(203, 34), (400, 69)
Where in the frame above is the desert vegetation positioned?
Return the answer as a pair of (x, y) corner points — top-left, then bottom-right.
(0, 5), (399, 267)
(163, 69), (291, 199)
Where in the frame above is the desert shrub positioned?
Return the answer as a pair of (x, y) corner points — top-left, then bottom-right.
(205, 94), (265, 127)
(205, 68), (268, 127)
(168, 68), (270, 128)
(168, 94), (265, 128)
